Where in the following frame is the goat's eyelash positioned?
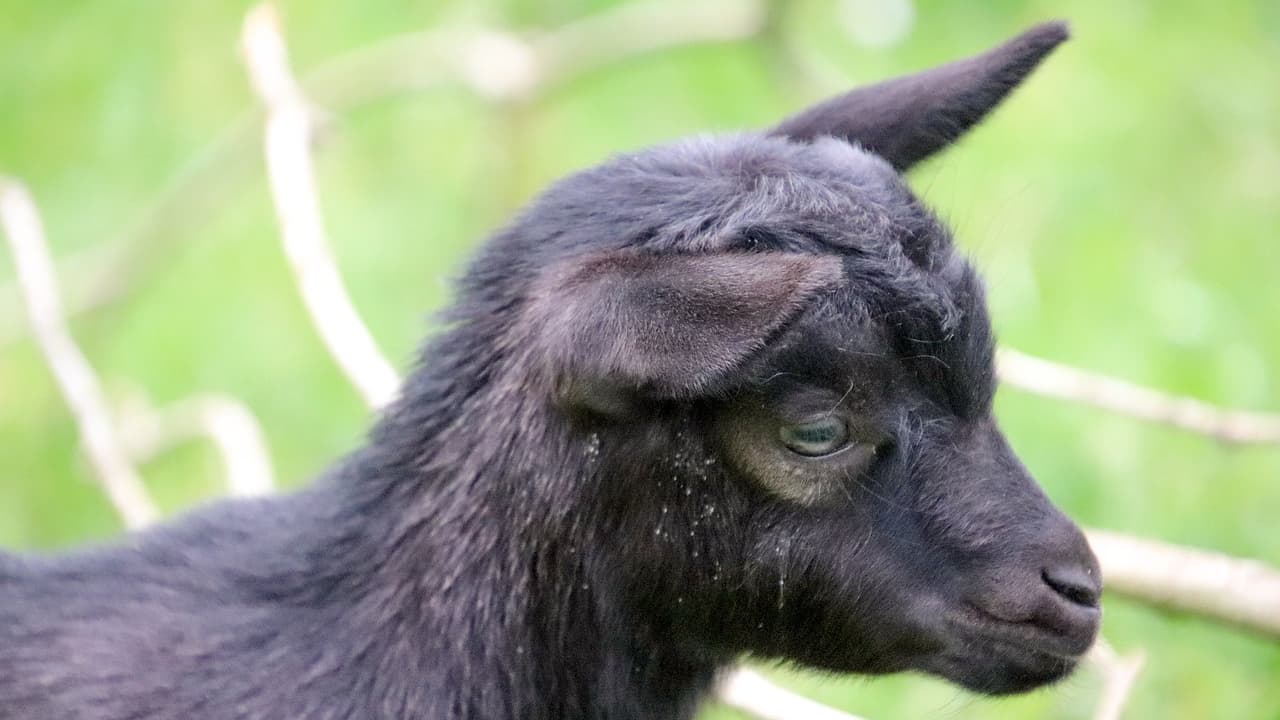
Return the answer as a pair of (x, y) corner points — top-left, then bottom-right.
(827, 379), (858, 414)
(759, 371), (803, 384)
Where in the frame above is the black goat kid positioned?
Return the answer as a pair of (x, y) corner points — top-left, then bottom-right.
(1, 22), (1100, 720)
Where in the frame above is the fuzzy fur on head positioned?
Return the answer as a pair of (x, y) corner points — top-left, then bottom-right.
(388, 19), (1098, 699)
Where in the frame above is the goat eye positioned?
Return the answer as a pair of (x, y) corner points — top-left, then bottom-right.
(779, 417), (849, 457)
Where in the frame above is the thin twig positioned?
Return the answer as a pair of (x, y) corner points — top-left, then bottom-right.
(1086, 638), (1146, 720)
(117, 391), (276, 497)
(0, 0), (770, 349)
(719, 640), (1149, 720)
(0, 243), (120, 345)
(303, 0), (766, 107)
(717, 667), (866, 720)
(0, 178), (158, 528)
(0, 117), (261, 349)
(998, 348), (1280, 445)
(1087, 528), (1280, 639)
(532, 0), (766, 84)
(241, 4), (401, 409)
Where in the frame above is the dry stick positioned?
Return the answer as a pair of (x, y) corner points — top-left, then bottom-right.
(717, 667), (867, 720)
(0, 124), (262, 348)
(236, 0), (768, 407)
(997, 348), (1280, 445)
(234, 0), (767, 409)
(1086, 639), (1147, 720)
(0, 179), (159, 528)
(531, 0), (765, 84)
(302, 0), (766, 108)
(0, 0), (769, 349)
(242, 4), (401, 409)
(1, 182), (271, 506)
(0, 243), (118, 345)
(1087, 529), (1280, 640)
(117, 392), (276, 498)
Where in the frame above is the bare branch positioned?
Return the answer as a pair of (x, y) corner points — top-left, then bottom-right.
(1087, 638), (1146, 720)
(0, 178), (158, 528)
(716, 641), (1148, 720)
(1087, 529), (1280, 639)
(533, 0), (766, 85)
(241, 4), (402, 410)
(117, 391), (275, 497)
(304, 0), (765, 107)
(0, 0), (770, 351)
(0, 117), (260, 350)
(717, 667), (866, 720)
(998, 348), (1280, 445)
(0, 244), (119, 345)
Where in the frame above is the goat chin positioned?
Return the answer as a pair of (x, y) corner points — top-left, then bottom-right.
(0, 21), (1095, 720)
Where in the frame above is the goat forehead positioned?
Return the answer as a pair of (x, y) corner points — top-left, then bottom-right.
(658, 135), (913, 240)
(544, 134), (920, 255)
(552, 133), (997, 405)
(766, 258), (996, 418)
(663, 133), (897, 186)
(880, 262), (998, 420)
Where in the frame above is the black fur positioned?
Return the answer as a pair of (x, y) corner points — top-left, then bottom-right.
(772, 21), (1070, 171)
(0, 23), (1098, 719)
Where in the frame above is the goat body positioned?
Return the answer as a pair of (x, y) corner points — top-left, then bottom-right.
(1, 22), (1101, 720)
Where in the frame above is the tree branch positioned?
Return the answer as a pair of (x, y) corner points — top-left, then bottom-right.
(998, 348), (1280, 445)
(0, 178), (158, 528)
(0, 0), (768, 350)
(116, 391), (276, 498)
(1087, 638), (1146, 720)
(717, 667), (867, 720)
(532, 0), (766, 87)
(1087, 529), (1280, 639)
(241, 4), (402, 409)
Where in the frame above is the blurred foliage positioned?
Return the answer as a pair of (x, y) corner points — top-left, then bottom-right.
(2, 0), (1279, 718)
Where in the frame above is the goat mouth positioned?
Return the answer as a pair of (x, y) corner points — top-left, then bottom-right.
(921, 608), (1094, 695)
(951, 603), (1098, 658)
(924, 640), (1079, 696)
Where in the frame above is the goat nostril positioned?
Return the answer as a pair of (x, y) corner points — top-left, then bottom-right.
(1041, 564), (1101, 608)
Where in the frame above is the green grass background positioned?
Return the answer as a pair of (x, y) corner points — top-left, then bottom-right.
(2, 0), (1278, 717)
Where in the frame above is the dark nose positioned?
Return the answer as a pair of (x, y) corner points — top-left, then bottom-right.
(1042, 562), (1101, 608)
(1039, 519), (1102, 608)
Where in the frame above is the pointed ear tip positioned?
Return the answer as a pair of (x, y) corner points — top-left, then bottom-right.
(1023, 20), (1072, 50)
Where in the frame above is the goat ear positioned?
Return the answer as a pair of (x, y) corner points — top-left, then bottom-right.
(530, 252), (843, 416)
(771, 22), (1069, 171)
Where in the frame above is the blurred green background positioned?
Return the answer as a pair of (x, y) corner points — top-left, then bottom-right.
(2, 0), (1278, 717)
